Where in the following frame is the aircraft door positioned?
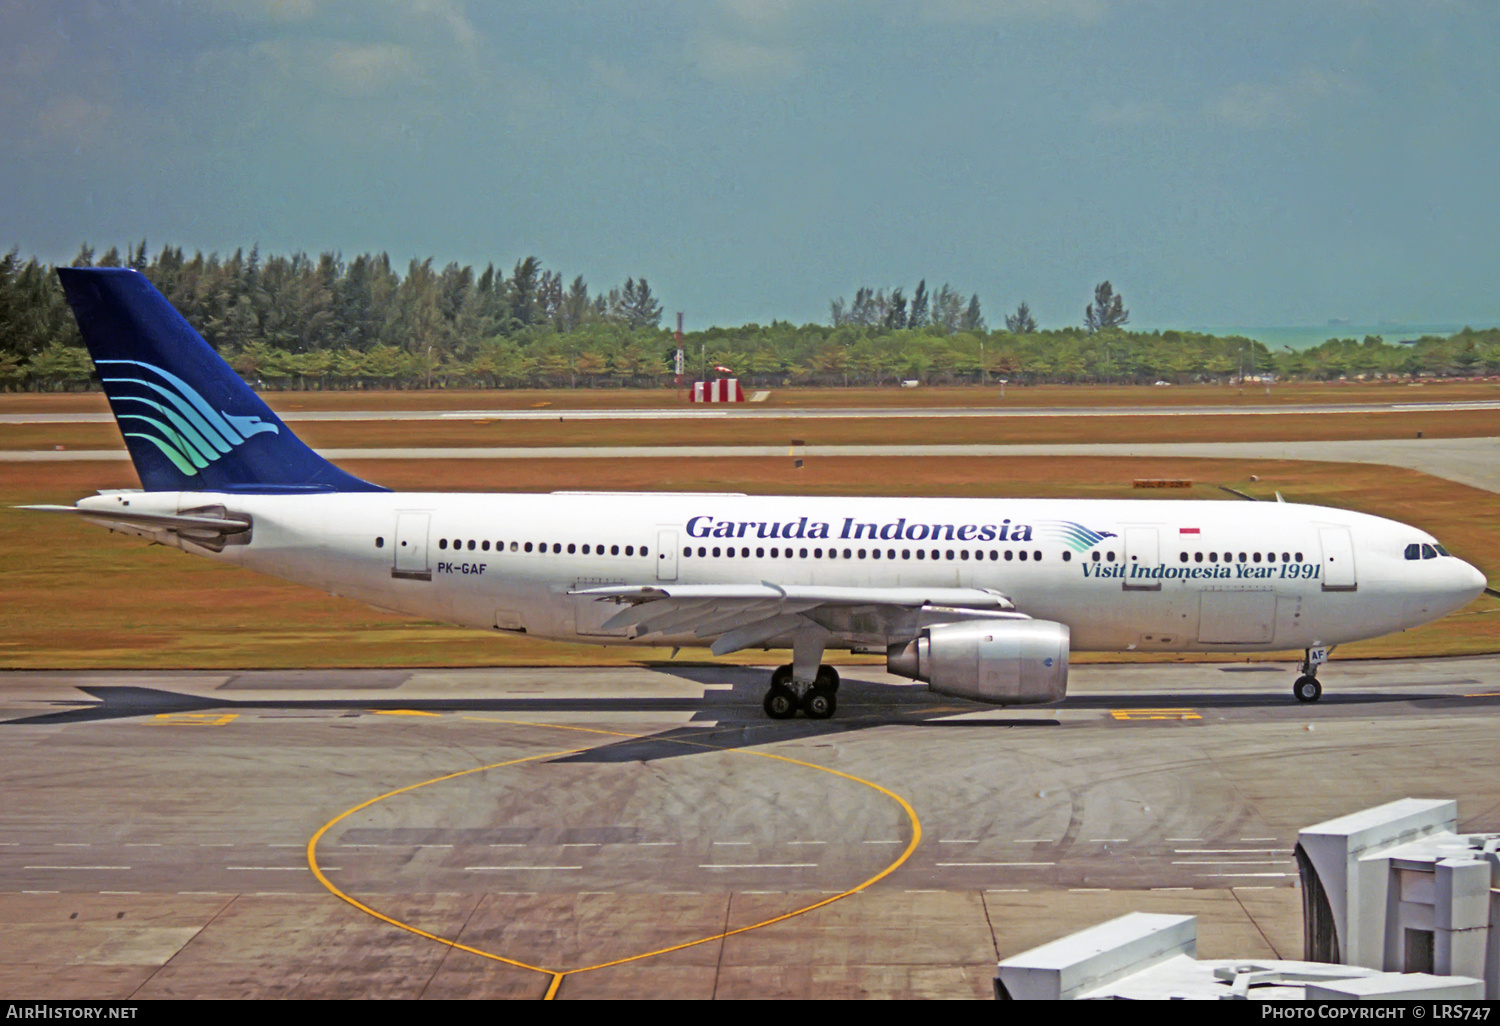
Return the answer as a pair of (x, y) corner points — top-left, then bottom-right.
(1122, 527), (1162, 591)
(1318, 527), (1357, 591)
(656, 529), (679, 581)
(392, 512), (432, 581)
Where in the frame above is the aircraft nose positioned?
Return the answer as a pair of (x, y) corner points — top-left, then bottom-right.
(1454, 559), (1488, 604)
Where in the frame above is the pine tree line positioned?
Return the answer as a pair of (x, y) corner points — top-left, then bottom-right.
(1, 244), (1497, 390)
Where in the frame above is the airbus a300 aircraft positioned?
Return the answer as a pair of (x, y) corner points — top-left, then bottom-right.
(30, 268), (1487, 719)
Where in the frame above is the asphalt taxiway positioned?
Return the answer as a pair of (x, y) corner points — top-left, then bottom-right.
(2, 657), (1498, 998)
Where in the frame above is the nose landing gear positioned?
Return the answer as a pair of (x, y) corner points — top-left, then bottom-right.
(1293, 647), (1328, 702)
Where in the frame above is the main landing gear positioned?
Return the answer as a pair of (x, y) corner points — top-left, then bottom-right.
(763, 664), (840, 720)
(1293, 647), (1328, 703)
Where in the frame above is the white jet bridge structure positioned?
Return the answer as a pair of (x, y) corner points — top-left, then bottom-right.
(995, 797), (1499, 1000)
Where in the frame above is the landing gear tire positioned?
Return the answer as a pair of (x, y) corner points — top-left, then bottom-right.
(1293, 675), (1322, 703)
(802, 686), (837, 720)
(764, 684), (798, 719)
(771, 664), (793, 688)
(815, 665), (839, 693)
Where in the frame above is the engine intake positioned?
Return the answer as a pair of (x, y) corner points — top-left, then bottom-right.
(887, 619), (1069, 704)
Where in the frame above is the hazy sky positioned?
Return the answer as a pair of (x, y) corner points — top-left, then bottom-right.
(3, 0), (1497, 330)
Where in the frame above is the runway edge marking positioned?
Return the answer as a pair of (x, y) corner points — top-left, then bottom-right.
(304, 718), (923, 1000)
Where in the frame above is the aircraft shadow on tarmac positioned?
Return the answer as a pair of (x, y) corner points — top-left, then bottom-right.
(5, 669), (1492, 762)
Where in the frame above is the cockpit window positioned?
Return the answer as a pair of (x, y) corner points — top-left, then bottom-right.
(1421, 543), (1438, 560)
(1435, 543), (1451, 557)
(1404, 543), (1421, 560)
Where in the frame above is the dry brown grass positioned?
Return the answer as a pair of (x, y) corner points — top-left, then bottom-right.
(3, 453), (1497, 669)
(5, 409), (1498, 452)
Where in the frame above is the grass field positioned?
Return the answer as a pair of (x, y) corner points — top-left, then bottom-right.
(3, 453), (1497, 670)
(4, 409), (1497, 452)
(3, 378), (1498, 414)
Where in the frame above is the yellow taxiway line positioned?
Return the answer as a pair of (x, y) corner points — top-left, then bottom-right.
(306, 717), (922, 999)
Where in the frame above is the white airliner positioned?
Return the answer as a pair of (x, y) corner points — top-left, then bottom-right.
(29, 269), (1487, 719)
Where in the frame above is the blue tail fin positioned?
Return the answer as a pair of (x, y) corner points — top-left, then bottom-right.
(57, 267), (385, 494)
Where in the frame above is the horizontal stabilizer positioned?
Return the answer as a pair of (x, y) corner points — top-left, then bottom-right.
(20, 503), (253, 550)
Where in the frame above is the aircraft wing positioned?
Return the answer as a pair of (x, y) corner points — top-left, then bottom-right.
(569, 583), (1024, 655)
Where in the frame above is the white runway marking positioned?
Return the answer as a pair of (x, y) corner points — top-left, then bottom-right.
(937, 861), (1054, 868)
(1175, 848), (1287, 854)
(24, 865), (130, 870)
(700, 863), (817, 869)
(465, 866), (582, 871)
(228, 866), (337, 871)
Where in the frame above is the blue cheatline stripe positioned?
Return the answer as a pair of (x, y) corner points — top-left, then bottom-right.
(117, 414), (209, 470)
(113, 395), (221, 465)
(122, 430), (199, 475)
(102, 376), (233, 453)
(96, 358), (248, 445)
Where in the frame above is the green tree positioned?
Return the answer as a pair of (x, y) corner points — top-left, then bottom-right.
(1005, 301), (1037, 334)
(1085, 281), (1128, 333)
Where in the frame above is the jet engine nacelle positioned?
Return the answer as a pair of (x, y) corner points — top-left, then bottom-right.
(886, 619), (1069, 704)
